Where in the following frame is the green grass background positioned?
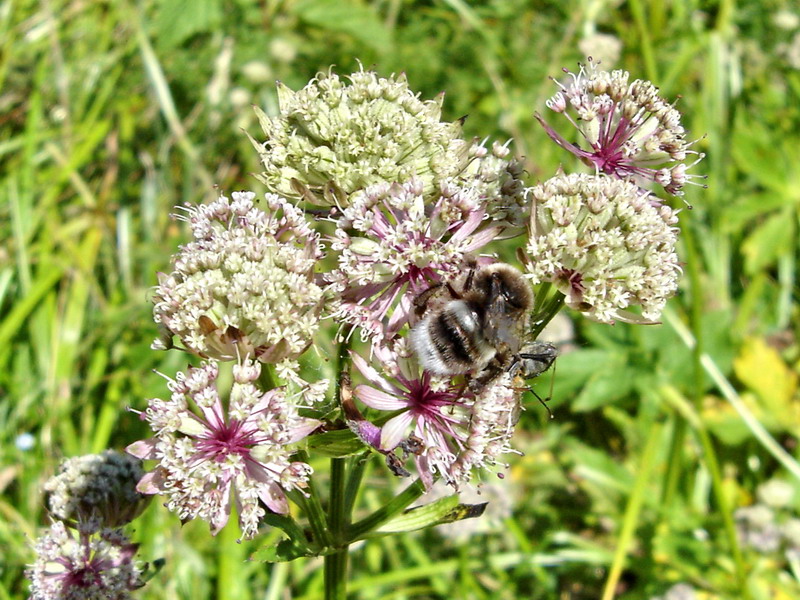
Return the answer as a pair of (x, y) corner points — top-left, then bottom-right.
(2, 0), (800, 598)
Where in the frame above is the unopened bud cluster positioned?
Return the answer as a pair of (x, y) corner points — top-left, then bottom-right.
(44, 450), (148, 528)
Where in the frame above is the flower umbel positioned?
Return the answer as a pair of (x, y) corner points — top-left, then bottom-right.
(27, 520), (142, 600)
(524, 173), (681, 324)
(350, 347), (522, 489)
(250, 67), (473, 206)
(328, 178), (501, 338)
(44, 451), (149, 529)
(152, 191), (325, 364)
(536, 59), (704, 197)
(127, 359), (321, 540)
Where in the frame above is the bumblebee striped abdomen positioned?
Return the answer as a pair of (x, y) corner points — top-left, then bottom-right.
(410, 300), (495, 375)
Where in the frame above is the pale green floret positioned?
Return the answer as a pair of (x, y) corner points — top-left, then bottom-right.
(525, 173), (680, 324)
(251, 68), (469, 205)
(250, 67), (526, 220)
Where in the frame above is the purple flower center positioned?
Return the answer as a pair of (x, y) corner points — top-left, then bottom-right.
(401, 374), (465, 438)
(557, 268), (585, 300)
(61, 564), (101, 588)
(196, 419), (259, 462)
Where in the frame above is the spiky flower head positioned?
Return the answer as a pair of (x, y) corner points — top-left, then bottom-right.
(350, 345), (523, 489)
(536, 59), (704, 197)
(524, 173), (680, 324)
(44, 451), (149, 529)
(152, 191), (325, 365)
(126, 359), (322, 540)
(27, 520), (142, 600)
(250, 66), (515, 208)
(327, 178), (501, 340)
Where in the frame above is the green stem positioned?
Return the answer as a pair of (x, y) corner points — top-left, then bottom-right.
(324, 457), (349, 600)
(290, 451), (333, 548)
(328, 457), (347, 541)
(323, 327), (355, 599)
(601, 420), (662, 600)
(661, 216), (707, 506)
(324, 548), (348, 600)
(350, 479), (426, 540)
(530, 288), (565, 339)
(343, 452), (369, 518)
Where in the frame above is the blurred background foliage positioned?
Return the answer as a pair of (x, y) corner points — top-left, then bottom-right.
(2, 0), (800, 598)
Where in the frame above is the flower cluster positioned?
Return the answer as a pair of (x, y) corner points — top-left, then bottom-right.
(734, 479), (800, 559)
(525, 173), (680, 323)
(327, 178), (501, 339)
(122, 62), (702, 551)
(152, 191), (325, 366)
(127, 359), (322, 540)
(27, 451), (149, 599)
(27, 521), (142, 600)
(535, 59), (704, 197)
(349, 347), (522, 489)
(459, 140), (528, 229)
(251, 67), (472, 206)
(44, 450), (148, 529)
(250, 66), (526, 222)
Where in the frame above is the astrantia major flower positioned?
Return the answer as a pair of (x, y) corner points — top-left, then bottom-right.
(449, 372), (521, 484)
(27, 520), (142, 600)
(152, 191), (325, 365)
(524, 173), (680, 324)
(536, 59), (704, 197)
(126, 359), (322, 540)
(350, 347), (522, 489)
(250, 67), (472, 207)
(44, 451), (149, 529)
(327, 178), (501, 339)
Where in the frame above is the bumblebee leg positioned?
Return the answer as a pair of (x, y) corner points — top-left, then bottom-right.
(469, 355), (506, 391)
(413, 283), (445, 317)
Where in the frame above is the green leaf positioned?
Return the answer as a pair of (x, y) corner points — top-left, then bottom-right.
(371, 495), (487, 535)
(549, 348), (615, 402)
(250, 514), (317, 563)
(250, 538), (318, 563)
(154, 0), (223, 48)
(702, 395), (754, 446)
(305, 428), (368, 457)
(572, 365), (638, 412)
(723, 192), (790, 235)
(291, 0), (392, 53)
(742, 209), (795, 275)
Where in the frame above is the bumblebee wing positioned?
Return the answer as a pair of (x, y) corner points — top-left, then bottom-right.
(484, 295), (525, 353)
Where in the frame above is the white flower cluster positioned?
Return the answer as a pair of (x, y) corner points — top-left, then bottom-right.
(127, 360), (322, 540)
(152, 191), (325, 364)
(450, 373), (521, 483)
(526, 173), (680, 323)
(538, 59), (703, 197)
(27, 521), (142, 600)
(251, 67), (472, 205)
